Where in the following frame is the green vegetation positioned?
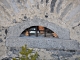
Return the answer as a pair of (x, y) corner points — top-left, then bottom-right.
(13, 45), (39, 60)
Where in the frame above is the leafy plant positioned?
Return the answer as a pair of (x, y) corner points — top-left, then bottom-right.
(13, 45), (39, 60)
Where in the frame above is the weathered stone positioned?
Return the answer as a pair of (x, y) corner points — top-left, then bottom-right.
(6, 37), (79, 50)
(0, 38), (3, 42)
(0, 33), (1, 37)
(0, 0), (80, 59)
(50, 0), (57, 13)
(60, 3), (73, 18)
(0, 30), (2, 32)
(5, 29), (7, 35)
(0, 0), (11, 8)
(56, 0), (63, 13)
(12, 19), (17, 23)
(68, 57), (76, 60)
(1, 57), (10, 60)
(7, 18), (70, 39)
(41, 0), (43, 4)
(58, 51), (73, 57)
(65, 5), (80, 22)
(17, 0), (20, 3)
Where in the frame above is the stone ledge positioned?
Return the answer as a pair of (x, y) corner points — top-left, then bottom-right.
(6, 37), (79, 50)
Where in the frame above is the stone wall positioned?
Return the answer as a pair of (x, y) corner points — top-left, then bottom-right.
(0, 0), (80, 58)
(7, 18), (70, 39)
(0, 0), (80, 42)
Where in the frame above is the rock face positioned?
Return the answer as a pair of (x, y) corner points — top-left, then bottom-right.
(0, 0), (80, 59)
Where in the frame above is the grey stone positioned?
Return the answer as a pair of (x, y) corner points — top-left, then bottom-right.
(12, 19), (17, 23)
(0, 30), (2, 32)
(60, 3), (73, 18)
(58, 51), (73, 57)
(37, 3), (39, 9)
(65, 5), (80, 22)
(68, 57), (76, 60)
(52, 57), (59, 60)
(7, 18), (70, 39)
(0, 34), (2, 36)
(17, 0), (20, 3)
(0, 0), (11, 8)
(75, 58), (80, 60)
(0, 38), (3, 42)
(75, 51), (80, 55)
(50, 0), (57, 13)
(56, 0), (63, 13)
(6, 37), (79, 50)
(9, 47), (19, 55)
(0, 0), (80, 59)
(10, 0), (19, 13)
(1, 57), (10, 60)
(41, 0), (43, 4)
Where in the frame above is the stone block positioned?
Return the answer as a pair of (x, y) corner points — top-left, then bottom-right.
(6, 37), (79, 50)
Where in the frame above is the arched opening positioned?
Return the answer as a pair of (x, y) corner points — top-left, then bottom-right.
(20, 26), (58, 38)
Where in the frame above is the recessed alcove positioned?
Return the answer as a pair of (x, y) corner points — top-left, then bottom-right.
(20, 26), (58, 38)
(6, 18), (78, 51)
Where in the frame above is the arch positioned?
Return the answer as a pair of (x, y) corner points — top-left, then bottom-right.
(7, 18), (70, 39)
(20, 26), (58, 38)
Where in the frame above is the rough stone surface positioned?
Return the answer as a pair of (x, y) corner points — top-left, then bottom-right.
(6, 37), (79, 50)
(0, 38), (3, 42)
(7, 18), (70, 39)
(0, 0), (80, 59)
